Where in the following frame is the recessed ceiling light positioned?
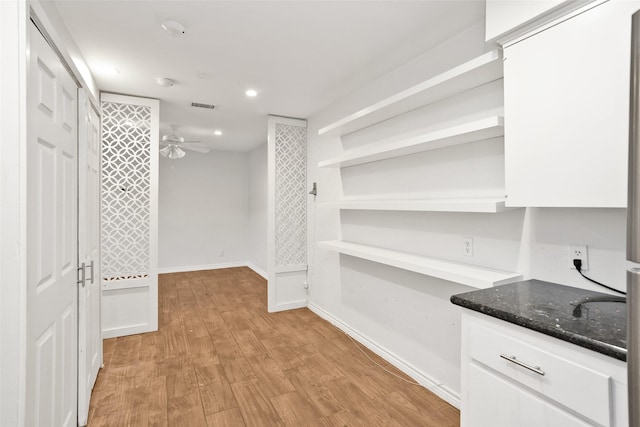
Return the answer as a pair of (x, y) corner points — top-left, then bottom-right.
(214, 130), (222, 136)
(156, 77), (175, 87)
(245, 89), (258, 97)
(95, 64), (119, 76)
(162, 19), (185, 36)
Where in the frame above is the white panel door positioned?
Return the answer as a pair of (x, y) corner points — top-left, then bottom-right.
(26, 22), (78, 427)
(77, 89), (102, 426)
(267, 116), (308, 312)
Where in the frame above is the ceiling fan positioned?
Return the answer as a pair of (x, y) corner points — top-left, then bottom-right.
(160, 127), (211, 159)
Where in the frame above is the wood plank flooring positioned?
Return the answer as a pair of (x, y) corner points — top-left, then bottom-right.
(88, 267), (459, 426)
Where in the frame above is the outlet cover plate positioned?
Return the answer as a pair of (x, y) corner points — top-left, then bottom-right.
(463, 237), (473, 257)
(568, 245), (588, 270)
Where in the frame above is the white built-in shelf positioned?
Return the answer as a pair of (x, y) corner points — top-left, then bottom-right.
(319, 197), (514, 213)
(318, 50), (503, 137)
(317, 116), (504, 168)
(318, 240), (522, 289)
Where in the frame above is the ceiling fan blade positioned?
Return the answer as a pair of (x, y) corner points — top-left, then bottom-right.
(184, 146), (210, 154)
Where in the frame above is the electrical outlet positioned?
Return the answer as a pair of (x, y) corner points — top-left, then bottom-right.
(568, 245), (588, 270)
(219, 249), (224, 257)
(463, 237), (473, 257)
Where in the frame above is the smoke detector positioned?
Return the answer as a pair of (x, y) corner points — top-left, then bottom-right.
(156, 77), (174, 87)
(162, 20), (185, 36)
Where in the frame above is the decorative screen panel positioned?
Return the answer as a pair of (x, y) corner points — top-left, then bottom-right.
(101, 102), (151, 281)
(275, 123), (307, 267)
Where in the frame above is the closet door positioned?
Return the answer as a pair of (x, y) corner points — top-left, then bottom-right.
(26, 21), (79, 427)
(267, 116), (308, 312)
(77, 88), (102, 426)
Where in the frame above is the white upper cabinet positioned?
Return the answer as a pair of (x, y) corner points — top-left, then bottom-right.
(503, 0), (639, 207)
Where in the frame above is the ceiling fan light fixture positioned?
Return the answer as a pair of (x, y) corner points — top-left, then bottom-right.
(159, 145), (172, 157)
(161, 145), (186, 159)
(168, 147), (186, 159)
(156, 77), (175, 87)
(162, 19), (185, 36)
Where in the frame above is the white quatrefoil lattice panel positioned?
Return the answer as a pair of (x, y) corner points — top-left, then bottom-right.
(101, 102), (151, 282)
(275, 123), (307, 268)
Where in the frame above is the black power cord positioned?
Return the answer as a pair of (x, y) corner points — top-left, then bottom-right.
(573, 259), (626, 295)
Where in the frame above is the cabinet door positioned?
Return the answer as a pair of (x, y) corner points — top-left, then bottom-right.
(504, 1), (638, 207)
(466, 364), (592, 427)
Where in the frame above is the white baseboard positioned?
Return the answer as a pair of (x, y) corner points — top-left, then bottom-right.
(158, 261), (246, 274)
(307, 302), (461, 409)
(102, 323), (156, 339)
(159, 262), (270, 280)
(246, 262), (268, 280)
(269, 300), (307, 313)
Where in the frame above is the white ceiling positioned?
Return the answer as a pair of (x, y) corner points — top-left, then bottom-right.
(55, 0), (485, 152)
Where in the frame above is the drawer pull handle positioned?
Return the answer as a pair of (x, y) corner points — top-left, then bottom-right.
(500, 354), (545, 376)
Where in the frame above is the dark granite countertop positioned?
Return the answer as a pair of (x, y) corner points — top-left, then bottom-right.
(451, 280), (627, 361)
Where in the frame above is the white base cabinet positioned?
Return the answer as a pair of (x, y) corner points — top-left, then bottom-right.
(461, 311), (628, 427)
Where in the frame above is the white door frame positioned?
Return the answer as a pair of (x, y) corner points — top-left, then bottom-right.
(0, 2), (28, 426)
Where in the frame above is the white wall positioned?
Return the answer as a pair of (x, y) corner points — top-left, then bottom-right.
(0, 2), (27, 425)
(158, 150), (250, 272)
(526, 208), (630, 292)
(306, 20), (630, 408)
(307, 23), (506, 406)
(248, 143), (268, 277)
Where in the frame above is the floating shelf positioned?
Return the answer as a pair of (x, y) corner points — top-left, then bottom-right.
(318, 50), (503, 137)
(318, 116), (504, 168)
(318, 240), (522, 289)
(319, 197), (514, 213)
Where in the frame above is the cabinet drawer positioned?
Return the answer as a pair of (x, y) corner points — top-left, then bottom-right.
(469, 323), (612, 426)
(469, 363), (592, 427)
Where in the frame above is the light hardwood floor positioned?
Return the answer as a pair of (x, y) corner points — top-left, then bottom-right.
(88, 267), (460, 426)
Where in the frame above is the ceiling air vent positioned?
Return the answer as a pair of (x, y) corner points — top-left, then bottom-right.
(191, 102), (215, 110)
